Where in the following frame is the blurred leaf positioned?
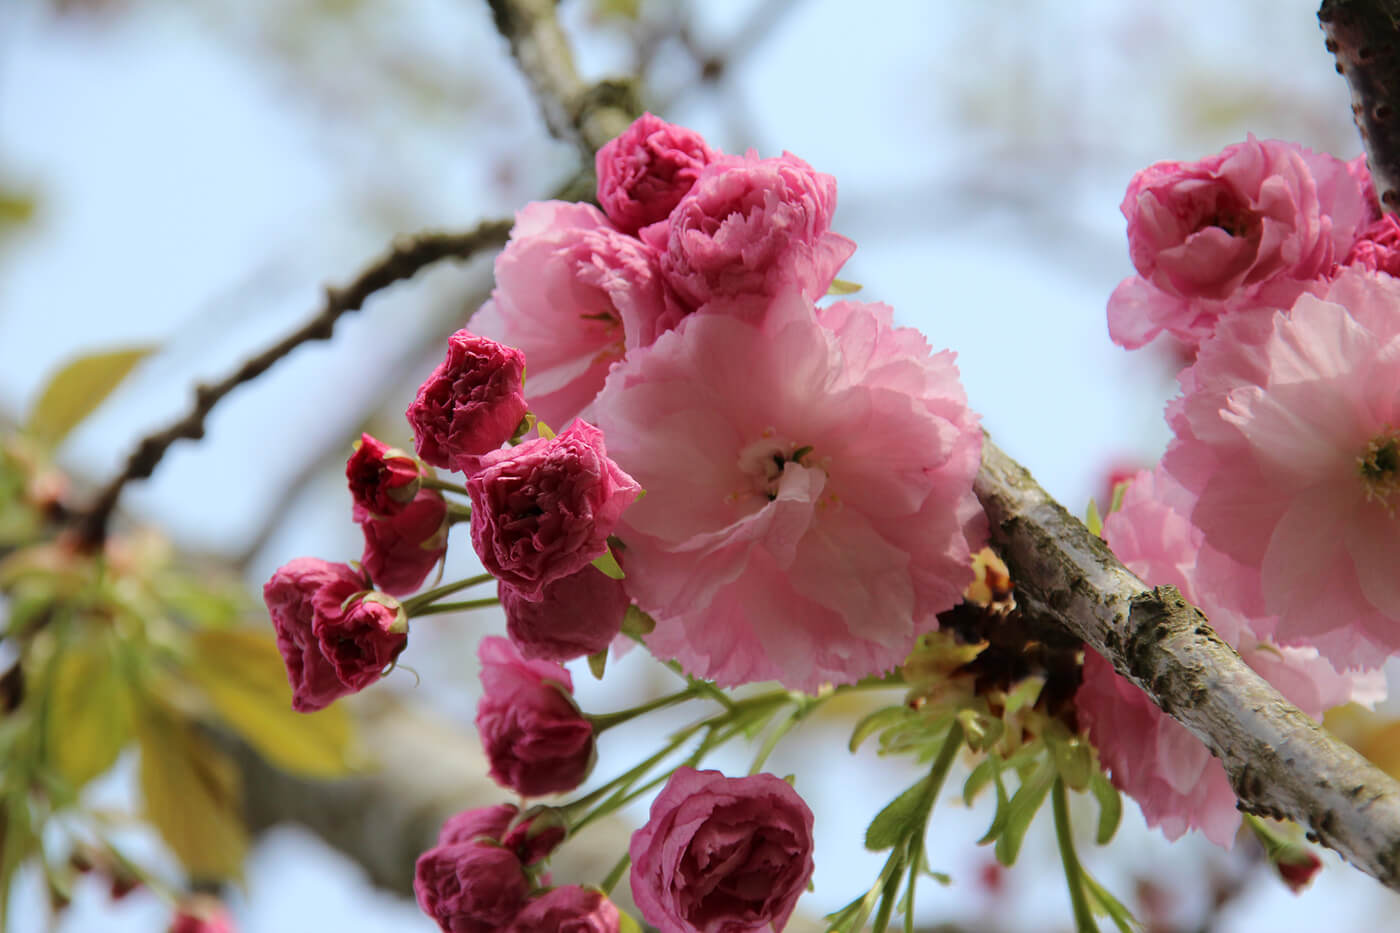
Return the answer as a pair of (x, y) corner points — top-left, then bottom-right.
(1048, 734), (1093, 791)
(865, 777), (931, 851)
(43, 634), (134, 790)
(1002, 675), (1044, 719)
(0, 792), (38, 930)
(994, 759), (1054, 866)
(26, 347), (155, 448)
(138, 710), (246, 880)
(1084, 498), (1103, 537)
(188, 629), (353, 779)
(1089, 771), (1122, 845)
(1084, 870), (1141, 933)
(827, 278), (863, 296)
(617, 911), (643, 933)
(849, 705), (913, 753)
(963, 754), (999, 806)
(0, 187), (37, 233)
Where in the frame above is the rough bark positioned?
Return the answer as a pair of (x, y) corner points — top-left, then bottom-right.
(1320, 0), (1400, 212)
(975, 437), (1400, 889)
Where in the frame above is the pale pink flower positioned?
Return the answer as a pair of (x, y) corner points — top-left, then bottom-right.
(1161, 268), (1400, 667)
(596, 113), (717, 235)
(642, 152), (855, 314)
(1108, 137), (1372, 350)
(1080, 467), (1384, 847)
(595, 291), (984, 691)
(468, 201), (682, 428)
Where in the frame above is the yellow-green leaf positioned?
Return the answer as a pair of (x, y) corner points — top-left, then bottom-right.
(188, 628), (354, 779)
(827, 278), (863, 296)
(617, 911), (643, 933)
(138, 710), (247, 880)
(26, 346), (155, 448)
(591, 547), (625, 580)
(44, 635), (134, 790)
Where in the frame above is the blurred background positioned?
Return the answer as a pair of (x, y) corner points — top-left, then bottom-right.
(1, 0), (1395, 930)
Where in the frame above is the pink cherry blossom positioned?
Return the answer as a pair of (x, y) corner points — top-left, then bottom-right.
(1107, 137), (1372, 350)
(1161, 268), (1400, 667)
(356, 487), (448, 596)
(346, 433), (421, 517)
(595, 291), (985, 691)
(501, 565), (630, 662)
(596, 113), (717, 235)
(642, 151), (855, 315)
(507, 886), (621, 933)
(1343, 213), (1400, 278)
(468, 201), (683, 428)
(414, 839), (529, 933)
(406, 331), (528, 475)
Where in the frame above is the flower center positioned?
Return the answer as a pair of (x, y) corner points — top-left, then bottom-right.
(736, 432), (815, 501)
(1359, 430), (1400, 512)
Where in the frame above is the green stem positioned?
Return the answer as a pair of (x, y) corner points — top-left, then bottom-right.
(599, 853), (631, 895)
(588, 685), (702, 733)
(446, 502), (473, 525)
(410, 596), (499, 617)
(400, 573), (495, 613)
(1052, 776), (1098, 933)
(420, 476), (470, 496)
(748, 703), (800, 775)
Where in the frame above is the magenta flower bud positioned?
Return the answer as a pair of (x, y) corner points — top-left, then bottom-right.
(596, 113), (717, 235)
(467, 420), (640, 600)
(1344, 213), (1400, 278)
(346, 433), (421, 518)
(501, 565), (629, 663)
(629, 768), (814, 933)
(507, 886), (620, 933)
(414, 840), (529, 933)
(357, 487), (448, 596)
(475, 637), (595, 797)
(436, 804), (519, 847)
(407, 330), (528, 475)
(641, 151), (855, 314)
(264, 558), (405, 712)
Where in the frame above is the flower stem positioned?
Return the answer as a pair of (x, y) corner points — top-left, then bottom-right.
(599, 853), (631, 896)
(400, 574), (495, 614)
(420, 476), (470, 496)
(1052, 776), (1098, 933)
(409, 596), (499, 617)
(588, 685), (702, 733)
(445, 502), (473, 525)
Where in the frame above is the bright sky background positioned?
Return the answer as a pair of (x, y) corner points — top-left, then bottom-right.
(2, 0), (1398, 930)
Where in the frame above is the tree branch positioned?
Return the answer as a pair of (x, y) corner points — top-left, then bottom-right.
(485, 0), (641, 161)
(1320, 0), (1400, 212)
(975, 436), (1400, 891)
(67, 220), (512, 551)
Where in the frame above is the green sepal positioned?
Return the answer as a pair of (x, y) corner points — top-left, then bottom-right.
(591, 547), (625, 580)
(587, 649), (608, 680)
(994, 758), (1055, 866)
(1089, 771), (1123, 845)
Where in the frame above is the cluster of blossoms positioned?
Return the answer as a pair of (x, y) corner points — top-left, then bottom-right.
(1083, 136), (1399, 846)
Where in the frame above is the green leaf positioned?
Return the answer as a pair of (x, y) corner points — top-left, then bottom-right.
(26, 347), (155, 448)
(977, 765), (1011, 844)
(1048, 734), (1094, 791)
(43, 635), (135, 790)
(620, 605), (655, 638)
(591, 547), (625, 580)
(1084, 870), (1141, 932)
(994, 759), (1055, 866)
(188, 628), (354, 778)
(138, 710), (247, 880)
(1089, 771), (1122, 845)
(827, 278), (863, 295)
(1084, 498), (1103, 537)
(963, 755), (1000, 806)
(587, 649), (608, 680)
(616, 912), (643, 933)
(1108, 480), (1130, 516)
(865, 777), (932, 851)
(0, 792), (38, 931)
(849, 705), (914, 753)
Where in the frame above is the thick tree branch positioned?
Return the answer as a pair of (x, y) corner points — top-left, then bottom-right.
(485, 0), (641, 161)
(975, 437), (1400, 890)
(1320, 0), (1400, 212)
(67, 220), (512, 551)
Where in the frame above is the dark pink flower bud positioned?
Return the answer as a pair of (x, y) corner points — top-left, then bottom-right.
(437, 804), (519, 847)
(467, 421), (640, 600)
(265, 558), (403, 712)
(357, 488), (448, 596)
(346, 433), (422, 518)
(168, 898), (235, 933)
(507, 886), (620, 933)
(475, 637), (595, 797)
(1344, 213), (1400, 277)
(407, 330), (528, 475)
(596, 113), (717, 235)
(1275, 846), (1323, 893)
(502, 807), (568, 865)
(629, 768), (814, 933)
(642, 151), (855, 313)
(414, 840), (529, 933)
(502, 565), (629, 662)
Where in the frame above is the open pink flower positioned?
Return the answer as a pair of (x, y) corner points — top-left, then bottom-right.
(346, 433), (421, 517)
(629, 768), (814, 933)
(475, 636), (595, 796)
(467, 420), (640, 600)
(1161, 268), (1400, 667)
(501, 565), (630, 662)
(642, 152), (855, 315)
(507, 886), (620, 933)
(468, 201), (683, 428)
(1343, 213), (1400, 278)
(596, 291), (984, 691)
(406, 331), (528, 475)
(357, 488), (448, 596)
(1107, 137), (1372, 350)
(1079, 467), (1384, 847)
(596, 113), (717, 235)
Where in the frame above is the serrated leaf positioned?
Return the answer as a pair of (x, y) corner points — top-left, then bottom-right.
(591, 547), (624, 580)
(43, 635), (134, 790)
(994, 760), (1055, 866)
(26, 347), (155, 448)
(138, 710), (247, 880)
(188, 628), (353, 778)
(865, 777), (931, 851)
(963, 755), (999, 806)
(849, 706), (914, 753)
(827, 278), (863, 295)
(1088, 771), (1122, 845)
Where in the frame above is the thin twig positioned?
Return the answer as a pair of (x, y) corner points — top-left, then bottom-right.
(975, 436), (1400, 891)
(68, 220), (513, 551)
